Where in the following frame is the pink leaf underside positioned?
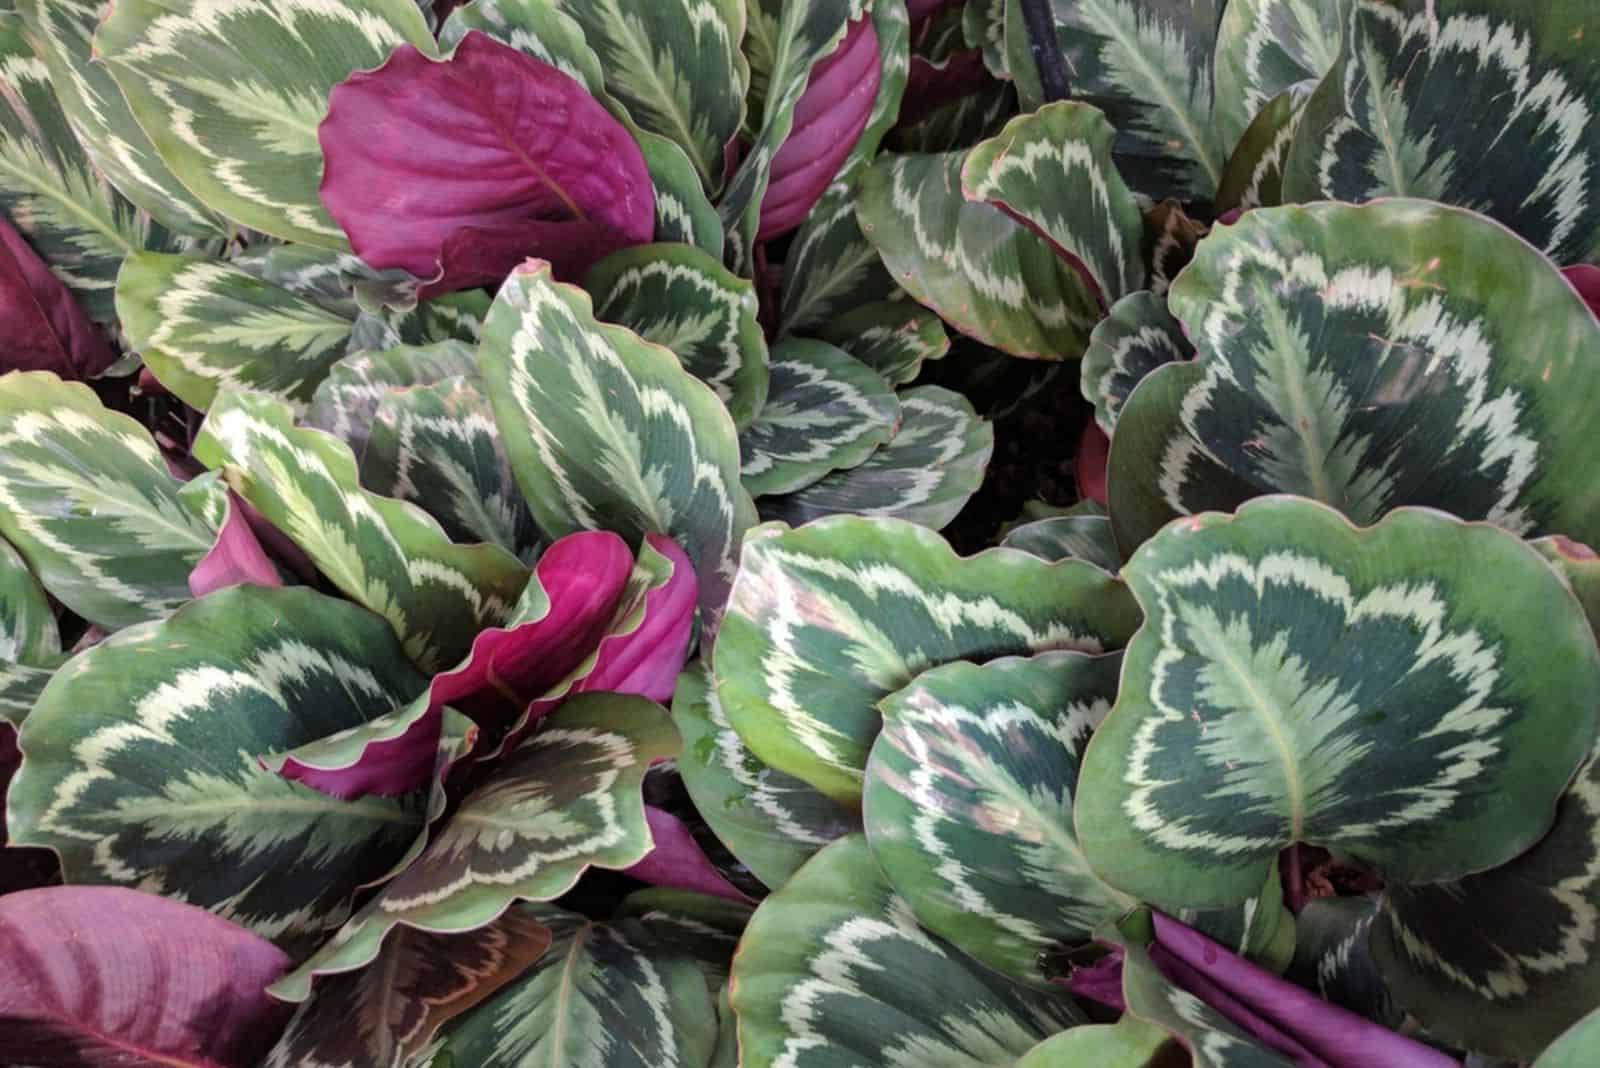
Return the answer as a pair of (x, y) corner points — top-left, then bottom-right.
(0, 214), (115, 378)
(757, 17), (882, 241)
(621, 806), (752, 903)
(1077, 421), (1110, 506)
(188, 493), (283, 599)
(318, 31), (655, 298)
(0, 886), (294, 1068)
(1563, 264), (1600, 318)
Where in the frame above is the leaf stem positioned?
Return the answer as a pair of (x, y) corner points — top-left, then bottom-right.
(1017, 0), (1072, 103)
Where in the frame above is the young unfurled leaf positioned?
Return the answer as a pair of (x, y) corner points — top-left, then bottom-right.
(188, 489), (284, 599)
(1210, 0), (1342, 151)
(1002, 515), (1122, 573)
(624, 806), (752, 903)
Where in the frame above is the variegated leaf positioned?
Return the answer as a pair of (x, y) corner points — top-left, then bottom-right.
(778, 181), (899, 337)
(479, 259), (756, 635)
(0, 372), (222, 629)
(672, 661), (857, 891)
(361, 376), (542, 561)
(586, 242), (770, 431)
(15, 0), (227, 238)
(639, 134), (726, 256)
(263, 905), (553, 1068)
(6, 586), (430, 955)
(1008, 0), (1227, 204)
(194, 390), (528, 674)
(1080, 289), (1191, 434)
(732, 834), (1084, 1068)
(857, 151), (1101, 359)
(714, 515), (1142, 803)
(1282, 0), (1600, 264)
(1076, 497), (1600, 911)
(94, 0), (437, 248)
(617, 887), (755, 991)
(1141, 198), (1207, 296)
(0, 14), (175, 322)
(890, 76), (1017, 155)
(118, 253), (357, 412)
(841, 0), (912, 183)
(1539, 1008), (1600, 1068)
(1215, 86), (1311, 215)
(1372, 747), (1600, 1059)
(738, 338), (898, 499)
(962, 101), (1147, 304)
(271, 695), (679, 1000)
(0, 536), (55, 667)
(1286, 896), (1397, 1029)
(864, 652), (1133, 985)
(429, 907), (718, 1068)
(1106, 200), (1600, 553)
(305, 341), (480, 459)
(813, 300), (950, 386)
(1001, 515), (1122, 573)
(761, 385), (993, 531)
(963, 0), (1008, 78)
(1211, 0), (1342, 149)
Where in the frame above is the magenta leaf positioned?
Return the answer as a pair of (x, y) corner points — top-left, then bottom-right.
(319, 31), (654, 298)
(1077, 421), (1110, 506)
(758, 18), (882, 241)
(1563, 264), (1600, 318)
(0, 886), (294, 1067)
(188, 492), (283, 598)
(622, 806), (752, 903)
(0, 215), (114, 379)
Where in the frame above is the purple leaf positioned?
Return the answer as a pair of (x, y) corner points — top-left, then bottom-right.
(757, 18), (882, 241)
(1077, 421), (1109, 506)
(0, 215), (115, 379)
(0, 886), (294, 1067)
(906, 0), (963, 22)
(1563, 264), (1600, 318)
(319, 31), (654, 298)
(188, 493), (283, 598)
(897, 48), (993, 130)
(622, 806), (752, 903)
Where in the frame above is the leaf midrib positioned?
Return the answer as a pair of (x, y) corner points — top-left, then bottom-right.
(1200, 624), (1306, 842)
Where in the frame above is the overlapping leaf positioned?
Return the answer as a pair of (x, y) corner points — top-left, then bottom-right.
(1540, 1008), (1600, 1068)
(715, 515), (1142, 803)
(479, 259), (755, 634)
(304, 341), (479, 458)
(778, 181), (899, 336)
(1076, 497), (1600, 911)
(1002, 515), (1122, 572)
(1216, 85), (1312, 215)
(0, 534), (54, 668)
(813, 300), (950, 385)
(0, 372), (222, 629)
(195, 390), (528, 673)
(1080, 289), (1191, 434)
(0, 213), (117, 379)
(738, 338), (897, 498)
(617, 887), (755, 990)
(7, 586), (431, 954)
(731, 834), (1083, 1067)
(1286, 896), (1397, 1030)
(1211, 0), (1342, 149)
(761, 385), (993, 530)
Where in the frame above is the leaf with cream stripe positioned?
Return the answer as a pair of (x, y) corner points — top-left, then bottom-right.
(714, 515), (1142, 804)
(194, 390), (528, 674)
(0, 537), (56, 668)
(305, 341), (480, 459)
(813, 300), (950, 386)
(93, 0), (437, 248)
(1080, 289), (1191, 434)
(1215, 85), (1311, 214)
(778, 181), (899, 337)
(1076, 497), (1600, 911)
(5, 585), (431, 955)
(1002, 516), (1123, 573)
(1211, 0), (1342, 150)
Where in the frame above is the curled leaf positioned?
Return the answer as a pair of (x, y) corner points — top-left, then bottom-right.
(623, 806), (752, 903)
(188, 492), (283, 599)
(0, 214), (114, 378)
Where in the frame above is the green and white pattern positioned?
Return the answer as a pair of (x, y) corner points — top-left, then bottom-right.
(739, 338), (898, 499)
(858, 151), (1101, 359)
(586, 242), (770, 431)
(195, 390), (528, 673)
(778, 182), (900, 337)
(1285, 896), (1397, 1030)
(1215, 86), (1311, 214)
(0, 661), (52, 726)
(864, 653), (1134, 984)
(1080, 289), (1192, 434)
(617, 887), (754, 991)
(479, 261), (756, 633)
(1001, 515), (1123, 573)
(0, 537), (56, 668)
(731, 834), (1083, 1068)
(305, 341), (480, 459)
(1076, 497), (1600, 911)
(672, 661), (858, 890)
(93, 0), (437, 247)
(6, 586), (430, 954)
(813, 300), (950, 386)
(0, 372), (222, 629)
(1211, 0), (1342, 149)
(761, 385), (993, 531)
(715, 516), (1142, 803)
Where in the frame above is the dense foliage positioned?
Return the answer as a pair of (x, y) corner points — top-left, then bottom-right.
(1, 0), (1599, 1065)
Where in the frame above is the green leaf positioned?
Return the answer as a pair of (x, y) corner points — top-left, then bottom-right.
(0, 537), (56, 667)
(844, 0), (912, 181)
(1076, 497), (1600, 911)
(0, 372), (221, 629)
(1079, 289), (1191, 434)
(305, 340), (480, 458)
(94, 0), (437, 248)
(0, 661), (51, 726)
(270, 694), (679, 1000)
(962, 101), (1148, 304)
(194, 390), (528, 674)
(964, 0), (1009, 79)
(1211, 0), (1342, 149)
(813, 300), (951, 386)
(891, 77), (1017, 155)
(431, 907), (719, 1068)
(616, 886), (755, 991)
(1285, 896), (1397, 1029)
(714, 515), (1142, 804)
(672, 660), (858, 890)
(864, 652), (1133, 985)
(761, 385), (993, 531)
(639, 134), (727, 256)
(15, 0), (227, 238)
(479, 259), (756, 635)
(738, 338), (898, 499)
(731, 834), (1084, 1068)
(6, 586), (430, 954)
(1108, 199), (1600, 553)
(1016, 1017), (1176, 1067)
(778, 181), (900, 337)
(1283, 0), (1600, 264)
(1001, 515), (1122, 573)
(117, 253), (357, 413)
(0, 13), (174, 322)
(1538, 1008), (1600, 1068)
(1214, 86), (1310, 215)
(360, 375), (543, 561)
(586, 242), (770, 431)
(857, 151), (1100, 359)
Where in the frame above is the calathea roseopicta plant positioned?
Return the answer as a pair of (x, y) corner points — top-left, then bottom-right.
(2, 0), (1600, 1065)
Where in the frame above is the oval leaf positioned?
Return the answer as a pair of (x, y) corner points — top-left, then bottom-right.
(304, 341), (480, 458)
(813, 299), (951, 386)
(778, 181), (900, 336)
(1211, 0), (1341, 149)
(1079, 289), (1191, 434)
